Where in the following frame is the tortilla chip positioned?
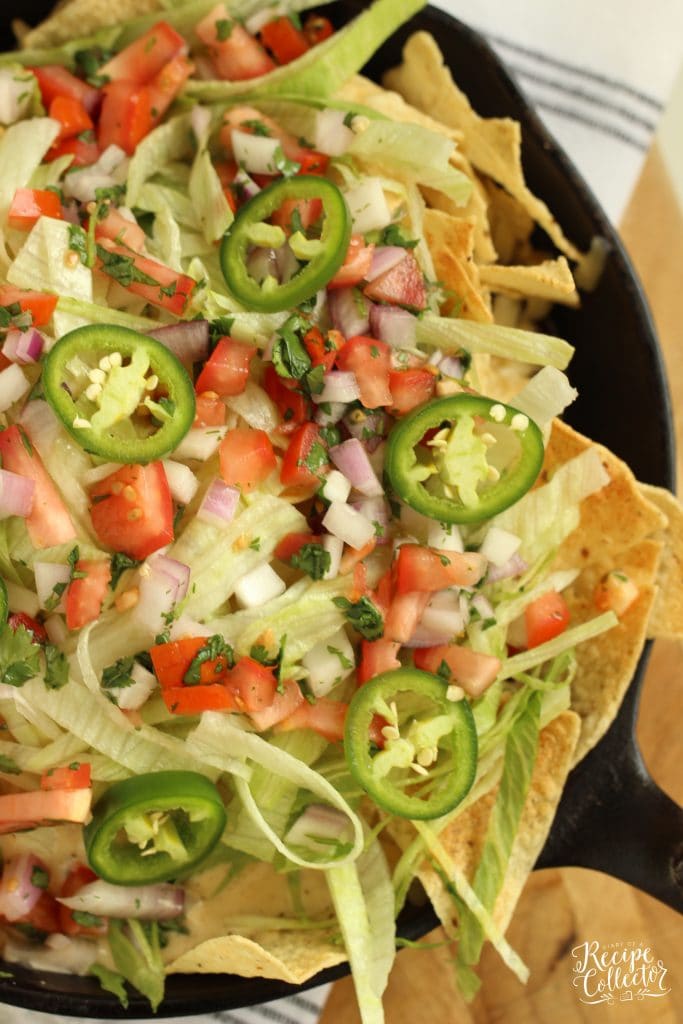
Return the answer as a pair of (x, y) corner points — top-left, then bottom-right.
(482, 179), (534, 263)
(167, 930), (345, 983)
(423, 208), (492, 322)
(338, 75), (463, 144)
(384, 32), (581, 261)
(639, 483), (683, 639)
(479, 257), (579, 307)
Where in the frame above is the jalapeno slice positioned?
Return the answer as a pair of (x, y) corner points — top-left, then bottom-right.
(220, 175), (351, 312)
(344, 668), (477, 820)
(84, 771), (226, 885)
(385, 394), (544, 524)
(43, 325), (195, 464)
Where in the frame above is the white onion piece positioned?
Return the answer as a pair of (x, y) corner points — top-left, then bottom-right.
(322, 500), (375, 550)
(344, 178), (392, 234)
(404, 624), (453, 649)
(313, 370), (361, 405)
(322, 533), (343, 580)
(329, 438), (383, 497)
(486, 553), (528, 583)
(439, 355), (465, 378)
(319, 469), (351, 504)
(479, 526), (521, 567)
(58, 880), (185, 920)
(0, 468), (34, 519)
(471, 593), (495, 623)
(19, 400), (62, 452)
(302, 628), (355, 697)
(173, 426), (227, 461)
(0, 854), (45, 921)
(247, 246), (279, 284)
(234, 563), (286, 608)
(314, 400), (346, 426)
(162, 460), (199, 505)
(0, 364), (29, 412)
(114, 661), (158, 711)
(147, 321), (210, 364)
(426, 521), (463, 553)
(420, 589), (465, 639)
(284, 803), (353, 855)
(0, 69), (33, 125)
(5, 580), (40, 617)
(191, 104), (211, 144)
(83, 461), (123, 486)
(328, 286), (371, 338)
(197, 479), (240, 524)
(233, 167), (261, 200)
(62, 145), (127, 202)
(275, 242), (299, 284)
(245, 2), (285, 33)
(343, 409), (385, 451)
(353, 496), (389, 542)
(369, 304), (417, 348)
(34, 562), (70, 610)
(314, 109), (355, 156)
(366, 246), (405, 282)
(231, 130), (280, 175)
(135, 554), (190, 631)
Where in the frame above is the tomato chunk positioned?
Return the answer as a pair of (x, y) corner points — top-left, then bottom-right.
(31, 64), (100, 115)
(150, 636), (231, 688)
(302, 327), (345, 374)
(219, 427), (277, 492)
(197, 6), (275, 80)
(263, 366), (310, 431)
(8, 188), (63, 230)
(260, 17), (309, 64)
(146, 54), (195, 127)
(384, 590), (429, 644)
(0, 425), (76, 549)
(389, 367), (436, 415)
(194, 391), (227, 427)
(414, 644), (501, 697)
(249, 677), (304, 731)
(195, 337), (256, 397)
(395, 545), (487, 594)
(525, 591), (571, 648)
(336, 336), (392, 409)
(363, 252), (427, 310)
(0, 286), (57, 327)
(280, 422), (329, 489)
(226, 656), (278, 711)
(41, 763), (91, 791)
(0, 788), (92, 829)
(274, 530), (317, 562)
(277, 696), (348, 742)
(303, 15), (334, 46)
(49, 95), (93, 141)
(47, 134), (100, 168)
(97, 80), (154, 155)
(65, 559), (111, 631)
(357, 639), (401, 684)
(163, 685), (237, 715)
(96, 238), (195, 314)
(594, 570), (639, 617)
(95, 208), (146, 252)
(100, 21), (187, 86)
(328, 235), (375, 289)
(89, 462), (174, 561)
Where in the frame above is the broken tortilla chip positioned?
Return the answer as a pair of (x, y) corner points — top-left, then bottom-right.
(423, 208), (492, 322)
(479, 257), (579, 306)
(639, 483), (683, 639)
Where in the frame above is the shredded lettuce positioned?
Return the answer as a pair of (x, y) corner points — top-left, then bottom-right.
(108, 920), (164, 1013)
(416, 314), (574, 369)
(500, 611), (617, 679)
(0, 119), (59, 217)
(511, 366), (578, 430)
(126, 114), (194, 210)
(8, 217), (94, 300)
(189, 131), (234, 244)
(54, 295), (160, 335)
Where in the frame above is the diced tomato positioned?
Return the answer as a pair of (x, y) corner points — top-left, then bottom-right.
(363, 252), (427, 310)
(219, 427), (277, 492)
(10, 891), (62, 935)
(0, 286), (57, 327)
(339, 539), (376, 576)
(95, 207), (146, 252)
(594, 570), (639, 617)
(277, 696), (348, 742)
(249, 677), (304, 731)
(357, 638), (401, 684)
(274, 530), (318, 562)
(0, 425), (76, 549)
(414, 644), (501, 697)
(263, 366), (310, 431)
(279, 422), (329, 489)
(197, 6), (275, 81)
(146, 54), (195, 127)
(96, 238), (195, 314)
(58, 864), (107, 937)
(303, 14), (334, 46)
(525, 591), (571, 649)
(64, 559), (111, 631)
(194, 391), (227, 427)
(295, 150), (329, 174)
(89, 462), (174, 561)
(226, 656), (278, 711)
(220, 105), (325, 172)
(302, 327), (345, 374)
(100, 21), (187, 86)
(328, 235), (375, 289)
(46, 134), (100, 168)
(0, 788), (92, 829)
(8, 188), (63, 230)
(395, 545), (487, 594)
(260, 16), (309, 64)
(384, 590), (430, 644)
(97, 80), (154, 155)
(389, 367), (436, 415)
(41, 763), (91, 791)
(271, 195), (323, 233)
(336, 336), (393, 409)
(8, 612), (48, 645)
(30, 65), (100, 115)
(150, 636), (231, 688)
(163, 685), (237, 715)
(48, 95), (93, 141)
(195, 337), (256, 397)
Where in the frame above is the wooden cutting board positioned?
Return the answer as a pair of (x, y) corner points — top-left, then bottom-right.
(319, 141), (683, 1024)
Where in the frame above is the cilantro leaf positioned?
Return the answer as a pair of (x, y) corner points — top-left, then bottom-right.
(96, 245), (160, 288)
(110, 553), (142, 589)
(102, 656), (136, 690)
(0, 754), (21, 775)
(379, 224), (418, 248)
(183, 635), (235, 685)
(44, 644), (69, 689)
(290, 543), (331, 581)
(0, 624), (41, 687)
(333, 596), (384, 640)
(272, 315), (312, 381)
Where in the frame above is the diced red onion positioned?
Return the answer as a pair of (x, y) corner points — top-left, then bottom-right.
(328, 286), (371, 338)
(322, 500), (375, 550)
(439, 355), (465, 378)
(315, 401), (346, 426)
(233, 167), (261, 200)
(162, 459), (199, 505)
(284, 803), (353, 852)
(486, 553), (527, 583)
(135, 554), (190, 631)
(198, 479), (240, 524)
(471, 593), (495, 622)
(343, 409), (385, 452)
(314, 109), (355, 157)
(147, 321), (210, 364)
(34, 561), (70, 609)
(231, 130), (280, 175)
(247, 247), (280, 284)
(366, 246), (406, 282)
(313, 370), (361, 405)
(369, 304), (418, 348)
(329, 438), (383, 497)
(58, 880), (185, 921)
(0, 364), (29, 412)
(427, 348), (443, 365)
(0, 467), (34, 519)
(0, 854), (45, 921)
(15, 328), (46, 364)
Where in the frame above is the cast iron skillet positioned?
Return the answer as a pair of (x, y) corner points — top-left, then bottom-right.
(0, 1), (682, 1016)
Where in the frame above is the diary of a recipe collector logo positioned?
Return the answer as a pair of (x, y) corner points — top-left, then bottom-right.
(571, 940), (671, 1005)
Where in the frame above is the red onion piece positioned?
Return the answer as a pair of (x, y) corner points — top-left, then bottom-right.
(285, 803), (353, 852)
(58, 880), (185, 921)
(233, 167), (261, 200)
(329, 438), (383, 497)
(343, 410), (385, 452)
(313, 370), (361, 405)
(486, 553), (527, 583)
(365, 246), (406, 282)
(247, 247), (280, 284)
(369, 304), (417, 348)
(147, 321), (210, 363)
(198, 479), (240, 524)
(0, 467), (34, 519)
(439, 355), (465, 378)
(0, 854), (45, 922)
(15, 328), (45, 364)
(328, 286), (371, 338)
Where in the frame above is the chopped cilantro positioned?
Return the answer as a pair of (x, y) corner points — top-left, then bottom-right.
(249, 536), (261, 551)
(44, 644), (69, 689)
(290, 543), (331, 581)
(31, 866), (49, 890)
(301, 440), (329, 476)
(109, 553), (141, 589)
(215, 18), (233, 40)
(271, 145), (301, 177)
(332, 596), (384, 640)
(318, 425), (341, 448)
(0, 754), (21, 775)
(380, 224), (418, 248)
(327, 645), (353, 669)
(0, 623), (41, 687)
(272, 315), (312, 381)
(183, 636), (235, 684)
(102, 656), (136, 690)
(241, 118), (270, 137)
(96, 245), (159, 287)
(68, 224), (90, 267)
(72, 910), (104, 928)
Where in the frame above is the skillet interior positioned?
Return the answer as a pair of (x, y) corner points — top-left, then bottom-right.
(0, 1), (677, 1016)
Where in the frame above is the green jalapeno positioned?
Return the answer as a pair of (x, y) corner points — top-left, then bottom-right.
(220, 175), (351, 312)
(385, 394), (544, 524)
(43, 325), (195, 464)
(344, 668), (477, 820)
(84, 771), (226, 885)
